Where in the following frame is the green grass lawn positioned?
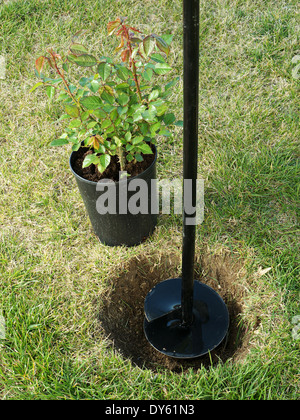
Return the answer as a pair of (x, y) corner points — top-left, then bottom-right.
(0, 0), (299, 400)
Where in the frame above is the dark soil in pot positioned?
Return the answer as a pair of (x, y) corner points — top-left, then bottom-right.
(72, 146), (156, 182)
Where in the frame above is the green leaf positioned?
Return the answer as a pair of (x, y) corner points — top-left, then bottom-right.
(126, 144), (134, 151)
(131, 37), (142, 45)
(96, 144), (106, 154)
(56, 92), (70, 102)
(135, 153), (144, 162)
(97, 62), (111, 81)
(159, 128), (172, 137)
(80, 96), (102, 110)
(75, 88), (85, 98)
(29, 82), (43, 93)
(116, 66), (131, 81)
(140, 122), (150, 136)
(65, 104), (80, 118)
(165, 77), (179, 91)
(62, 62), (69, 73)
(57, 114), (71, 121)
(48, 78), (63, 84)
(68, 54), (97, 67)
(117, 93), (130, 106)
(153, 63), (172, 75)
(153, 35), (170, 56)
(87, 121), (98, 129)
(142, 109), (157, 122)
(151, 100), (168, 116)
(68, 84), (77, 94)
(138, 143), (153, 154)
(105, 126), (115, 134)
(140, 83), (152, 91)
(79, 77), (91, 87)
(70, 43), (88, 56)
(161, 34), (173, 46)
(93, 108), (107, 119)
(68, 119), (81, 129)
(163, 113), (176, 125)
(133, 113), (143, 122)
(90, 80), (100, 93)
(99, 154), (111, 170)
(67, 135), (78, 144)
(142, 68), (153, 81)
(150, 53), (166, 64)
(150, 121), (161, 135)
(82, 153), (97, 168)
(101, 119), (111, 129)
(149, 89), (160, 102)
(175, 120), (183, 127)
(110, 108), (118, 121)
(115, 117), (122, 127)
(46, 86), (55, 100)
(103, 84), (115, 96)
(113, 136), (122, 147)
(101, 90), (115, 105)
(126, 153), (134, 162)
(132, 105), (146, 122)
(132, 136), (144, 145)
(117, 105), (128, 116)
(116, 82), (130, 90)
(81, 111), (90, 121)
(124, 132), (131, 142)
(51, 138), (69, 146)
(143, 35), (156, 56)
(102, 104), (115, 113)
(72, 143), (81, 152)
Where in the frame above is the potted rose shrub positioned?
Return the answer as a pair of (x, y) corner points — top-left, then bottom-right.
(32, 18), (182, 246)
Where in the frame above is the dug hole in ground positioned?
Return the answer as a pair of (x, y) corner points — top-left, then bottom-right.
(96, 242), (261, 372)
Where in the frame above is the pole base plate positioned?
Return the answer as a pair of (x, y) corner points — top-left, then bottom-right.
(144, 278), (229, 358)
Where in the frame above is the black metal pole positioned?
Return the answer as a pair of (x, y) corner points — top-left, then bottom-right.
(143, 0), (229, 358)
(181, 0), (200, 327)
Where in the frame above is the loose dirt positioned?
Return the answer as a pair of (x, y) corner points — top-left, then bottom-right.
(72, 146), (155, 182)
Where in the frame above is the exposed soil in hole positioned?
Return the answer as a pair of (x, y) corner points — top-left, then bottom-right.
(72, 146), (156, 182)
(97, 248), (254, 372)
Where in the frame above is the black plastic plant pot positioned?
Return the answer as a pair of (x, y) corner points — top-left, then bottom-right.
(69, 146), (158, 247)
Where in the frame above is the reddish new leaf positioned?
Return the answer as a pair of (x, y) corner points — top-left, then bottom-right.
(115, 35), (125, 53)
(48, 49), (62, 60)
(121, 49), (130, 63)
(35, 56), (45, 74)
(107, 18), (121, 36)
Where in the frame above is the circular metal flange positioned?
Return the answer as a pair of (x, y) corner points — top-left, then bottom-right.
(144, 278), (229, 359)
